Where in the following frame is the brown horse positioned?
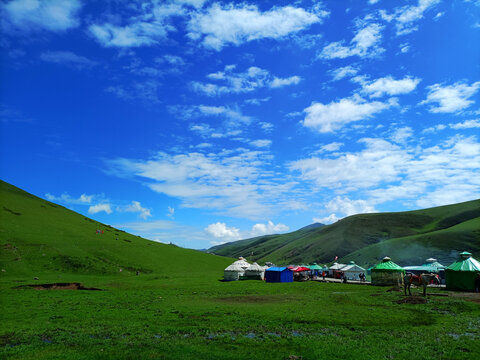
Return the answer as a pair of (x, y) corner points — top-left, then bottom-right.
(404, 273), (440, 296)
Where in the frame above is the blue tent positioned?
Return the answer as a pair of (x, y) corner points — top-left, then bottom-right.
(265, 267), (293, 283)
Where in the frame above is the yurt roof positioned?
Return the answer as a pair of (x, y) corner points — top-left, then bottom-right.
(446, 252), (480, 272)
(224, 263), (245, 272)
(246, 262), (265, 271)
(329, 262), (346, 270)
(232, 258), (250, 268)
(342, 264), (366, 272)
(371, 257), (405, 272)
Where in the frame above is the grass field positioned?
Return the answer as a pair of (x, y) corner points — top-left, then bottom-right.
(2, 276), (480, 360)
(1, 180), (480, 359)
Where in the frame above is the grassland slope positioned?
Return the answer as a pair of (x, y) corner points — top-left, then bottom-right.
(209, 200), (480, 267)
(0, 180), (231, 280)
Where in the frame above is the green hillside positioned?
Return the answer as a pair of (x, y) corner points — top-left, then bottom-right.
(209, 200), (480, 267)
(0, 180), (231, 281)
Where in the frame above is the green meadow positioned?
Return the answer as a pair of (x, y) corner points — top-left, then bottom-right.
(1, 180), (480, 359)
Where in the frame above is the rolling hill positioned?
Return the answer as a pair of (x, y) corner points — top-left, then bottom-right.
(0, 180), (231, 281)
(209, 200), (480, 268)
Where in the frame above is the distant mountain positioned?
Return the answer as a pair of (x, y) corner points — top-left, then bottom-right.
(0, 180), (231, 278)
(208, 200), (480, 268)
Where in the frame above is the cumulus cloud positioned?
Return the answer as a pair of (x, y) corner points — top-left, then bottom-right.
(123, 201), (152, 220)
(330, 66), (359, 81)
(302, 95), (396, 133)
(390, 126), (414, 144)
(250, 139), (272, 148)
(290, 135), (480, 210)
(40, 51), (97, 69)
(385, 0), (441, 36)
(357, 76), (421, 98)
(187, 3), (326, 50)
(205, 222), (241, 242)
(88, 203), (113, 215)
(250, 221), (289, 237)
(2, 0), (82, 33)
(421, 81), (480, 113)
(45, 192), (94, 205)
(104, 149), (299, 219)
(319, 23), (384, 59)
(191, 65), (301, 96)
(450, 119), (480, 129)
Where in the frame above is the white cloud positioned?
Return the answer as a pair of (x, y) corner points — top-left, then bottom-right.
(325, 196), (377, 216)
(302, 95), (396, 133)
(205, 222), (241, 241)
(313, 213), (339, 225)
(2, 0), (81, 33)
(123, 201), (151, 220)
(40, 51), (97, 69)
(422, 124), (447, 133)
(167, 206), (175, 219)
(390, 126), (414, 144)
(319, 23), (384, 59)
(450, 119), (480, 129)
(45, 192), (94, 205)
(105, 149), (299, 219)
(259, 122), (274, 132)
(106, 81), (161, 104)
(191, 65), (300, 96)
(88, 203), (113, 215)
(357, 76), (421, 98)
(383, 0), (441, 36)
(187, 3), (326, 50)
(421, 81), (480, 113)
(291, 136), (480, 211)
(89, 22), (169, 48)
(320, 142), (344, 152)
(250, 221), (289, 237)
(330, 66), (359, 81)
(250, 139), (272, 148)
(270, 76), (301, 88)
(399, 43), (410, 53)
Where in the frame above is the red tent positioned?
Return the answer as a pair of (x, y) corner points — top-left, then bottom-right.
(293, 266), (310, 272)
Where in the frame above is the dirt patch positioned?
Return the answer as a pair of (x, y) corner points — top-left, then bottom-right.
(15, 282), (102, 291)
(394, 296), (427, 305)
(216, 295), (296, 304)
(386, 286), (402, 292)
(449, 292), (480, 304)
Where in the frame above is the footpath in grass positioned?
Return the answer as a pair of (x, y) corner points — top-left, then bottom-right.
(1, 275), (480, 360)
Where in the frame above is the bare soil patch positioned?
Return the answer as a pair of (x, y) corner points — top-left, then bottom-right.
(394, 296), (427, 304)
(449, 292), (480, 304)
(15, 282), (102, 291)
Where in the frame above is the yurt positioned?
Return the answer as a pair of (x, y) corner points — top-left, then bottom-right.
(341, 261), (366, 280)
(328, 262), (346, 276)
(445, 251), (480, 291)
(371, 257), (405, 286)
(265, 267), (293, 283)
(223, 263), (245, 281)
(232, 257), (250, 270)
(244, 262), (265, 280)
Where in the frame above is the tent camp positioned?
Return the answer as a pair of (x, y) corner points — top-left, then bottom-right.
(265, 267), (293, 283)
(244, 262), (265, 280)
(308, 263), (323, 276)
(223, 263), (245, 281)
(371, 257), (405, 286)
(445, 251), (480, 292)
(341, 261), (366, 280)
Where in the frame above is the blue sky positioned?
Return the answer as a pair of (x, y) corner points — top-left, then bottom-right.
(1, 0), (479, 249)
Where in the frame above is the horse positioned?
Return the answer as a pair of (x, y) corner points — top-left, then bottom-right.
(404, 273), (440, 296)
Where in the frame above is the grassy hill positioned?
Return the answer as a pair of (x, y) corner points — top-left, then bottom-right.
(209, 200), (480, 267)
(0, 180), (232, 281)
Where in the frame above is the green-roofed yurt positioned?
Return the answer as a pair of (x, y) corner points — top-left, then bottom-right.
(445, 252), (480, 292)
(371, 257), (405, 286)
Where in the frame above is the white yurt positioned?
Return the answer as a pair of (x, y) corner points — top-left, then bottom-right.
(328, 262), (346, 276)
(232, 257), (250, 270)
(223, 263), (245, 281)
(244, 262), (265, 280)
(341, 261), (366, 280)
